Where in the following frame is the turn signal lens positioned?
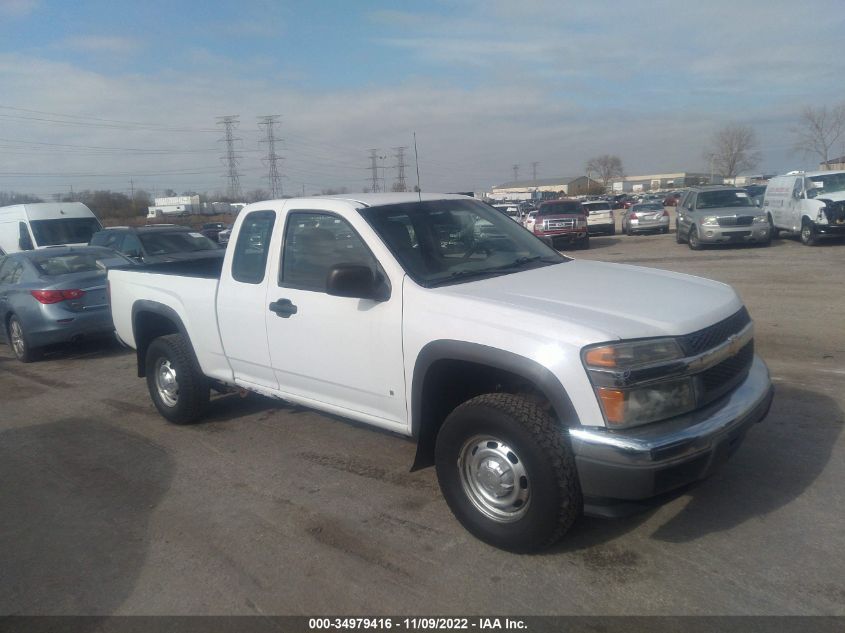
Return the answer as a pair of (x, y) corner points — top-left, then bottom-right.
(584, 346), (617, 367)
(597, 388), (625, 425)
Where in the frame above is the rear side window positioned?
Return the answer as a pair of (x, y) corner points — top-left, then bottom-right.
(0, 260), (24, 284)
(279, 211), (377, 292)
(231, 211), (276, 284)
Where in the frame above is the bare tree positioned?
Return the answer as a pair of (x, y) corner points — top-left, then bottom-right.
(704, 123), (761, 179)
(793, 104), (845, 165)
(585, 155), (624, 192)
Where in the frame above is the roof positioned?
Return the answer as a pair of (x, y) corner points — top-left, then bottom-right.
(492, 177), (580, 189)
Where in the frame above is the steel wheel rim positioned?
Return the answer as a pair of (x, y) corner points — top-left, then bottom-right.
(154, 358), (179, 407)
(689, 228), (698, 247)
(10, 320), (24, 358)
(458, 435), (530, 523)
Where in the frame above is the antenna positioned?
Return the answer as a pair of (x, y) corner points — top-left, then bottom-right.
(413, 132), (421, 202)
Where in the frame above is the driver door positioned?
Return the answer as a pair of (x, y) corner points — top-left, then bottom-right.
(264, 202), (407, 428)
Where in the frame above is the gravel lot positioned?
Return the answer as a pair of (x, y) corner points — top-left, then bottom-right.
(1, 224), (844, 616)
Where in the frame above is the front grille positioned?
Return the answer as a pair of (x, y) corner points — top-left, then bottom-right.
(823, 202), (845, 225)
(717, 215), (754, 226)
(545, 218), (575, 230)
(679, 307), (750, 355)
(699, 341), (754, 403)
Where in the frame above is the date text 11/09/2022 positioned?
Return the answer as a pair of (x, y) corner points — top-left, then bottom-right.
(308, 617), (527, 630)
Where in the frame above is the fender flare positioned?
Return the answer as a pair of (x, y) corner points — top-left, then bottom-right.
(131, 300), (198, 377)
(409, 339), (580, 470)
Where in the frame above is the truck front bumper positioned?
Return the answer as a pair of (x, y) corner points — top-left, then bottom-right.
(699, 225), (770, 244)
(569, 354), (773, 517)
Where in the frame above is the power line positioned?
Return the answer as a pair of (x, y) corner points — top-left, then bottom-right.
(217, 115), (242, 199)
(258, 115), (284, 198)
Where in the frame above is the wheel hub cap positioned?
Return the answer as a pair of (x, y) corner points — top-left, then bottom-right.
(155, 359), (179, 407)
(458, 435), (530, 523)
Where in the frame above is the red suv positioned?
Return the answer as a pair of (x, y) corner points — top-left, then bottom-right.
(530, 199), (589, 249)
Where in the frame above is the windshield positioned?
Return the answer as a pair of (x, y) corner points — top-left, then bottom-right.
(360, 199), (566, 287)
(583, 202), (611, 212)
(632, 203), (663, 211)
(696, 189), (753, 209)
(139, 231), (220, 255)
(30, 248), (129, 276)
(29, 218), (103, 247)
(809, 173), (845, 195)
(538, 200), (583, 215)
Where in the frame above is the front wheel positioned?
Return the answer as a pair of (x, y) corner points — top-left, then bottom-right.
(800, 220), (817, 246)
(768, 214), (780, 239)
(688, 226), (702, 250)
(435, 393), (582, 552)
(578, 235), (590, 249)
(145, 334), (209, 424)
(608, 225), (616, 236)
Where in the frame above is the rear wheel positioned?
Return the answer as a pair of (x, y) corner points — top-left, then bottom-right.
(608, 225), (616, 236)
(435, 393), (581, 552)
(145, 333), (209, 424)
(688, 225), (703, 250)
(800, 220), (817, 246)
(8, 316), (40, 363)
(661, 226), (669, 234)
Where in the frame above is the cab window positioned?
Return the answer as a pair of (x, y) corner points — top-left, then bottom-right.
(279, 211), (377, 292)
(231, 211), (276, 284)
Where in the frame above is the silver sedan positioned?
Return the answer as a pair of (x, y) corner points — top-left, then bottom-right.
(0, 246), (133, 362)
(622, 203), (670, 235)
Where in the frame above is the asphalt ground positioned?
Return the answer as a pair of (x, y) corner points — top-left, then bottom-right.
(1, 218), (844, 616)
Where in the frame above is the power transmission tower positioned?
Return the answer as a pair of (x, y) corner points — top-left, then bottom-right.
(368, 149), (381, 192)
(512, 164), (520, 181)
(258, 115), (284, 198)
(531, 162), (539, 183)
(392, 146), (408, 192)
(216, 115), (242, 200)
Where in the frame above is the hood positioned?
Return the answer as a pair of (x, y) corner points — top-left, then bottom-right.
(436, 260), (742, 341)
(817, 191), (845, 203)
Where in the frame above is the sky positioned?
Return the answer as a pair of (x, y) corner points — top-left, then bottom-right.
(1, 0), (844, 200)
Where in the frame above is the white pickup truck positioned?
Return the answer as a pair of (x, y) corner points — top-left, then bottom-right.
(109, 193), (774, 552)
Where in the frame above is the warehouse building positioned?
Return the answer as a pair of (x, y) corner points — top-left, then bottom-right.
(487, 176), (602, 201)
(610, 172), (718, 193)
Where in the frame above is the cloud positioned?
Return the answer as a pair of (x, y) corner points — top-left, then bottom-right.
(0, 0), (37, 17)
(61, 36), (141, 55)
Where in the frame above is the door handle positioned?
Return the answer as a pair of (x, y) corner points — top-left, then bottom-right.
(269, 298), (298, 318)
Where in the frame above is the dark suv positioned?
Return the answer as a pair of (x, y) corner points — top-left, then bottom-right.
(89, 225), (223, 264)
(529, 199), (589, 249)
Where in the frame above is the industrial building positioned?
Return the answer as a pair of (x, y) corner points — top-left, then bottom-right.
(609, 172), (719, 193)
(487, 176), (602, 201)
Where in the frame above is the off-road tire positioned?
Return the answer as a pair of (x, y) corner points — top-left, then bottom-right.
(145, 333), (209, 424)
(435, 393), (582, 552)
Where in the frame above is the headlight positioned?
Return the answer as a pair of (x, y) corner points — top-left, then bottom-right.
(701, 216), (720, 227)
(583, 338), (684, 369)
(752, 215), (768, 224)
(595, 378), (697, 427)
(583, 338), (695, 428)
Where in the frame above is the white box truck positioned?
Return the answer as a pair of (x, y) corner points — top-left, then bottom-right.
(0, 202), (102, 253)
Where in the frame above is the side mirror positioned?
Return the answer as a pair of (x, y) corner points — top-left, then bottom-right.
(326, 264), (389, 302)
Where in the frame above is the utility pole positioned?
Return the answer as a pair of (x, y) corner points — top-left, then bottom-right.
(368, 149), (381, 192)
(217, 115), (242, 200)
(531, 162), (539, 183)
(258, 115), (284, 198)
(392, 146), (408, 192)
(512, 164), (520, 181)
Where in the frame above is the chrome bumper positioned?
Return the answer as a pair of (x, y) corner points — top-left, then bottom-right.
(570, 355), (773, 513)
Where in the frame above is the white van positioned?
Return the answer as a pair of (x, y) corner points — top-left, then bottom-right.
(763, 171), (845, 245)
(0, 202), (103, 253)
